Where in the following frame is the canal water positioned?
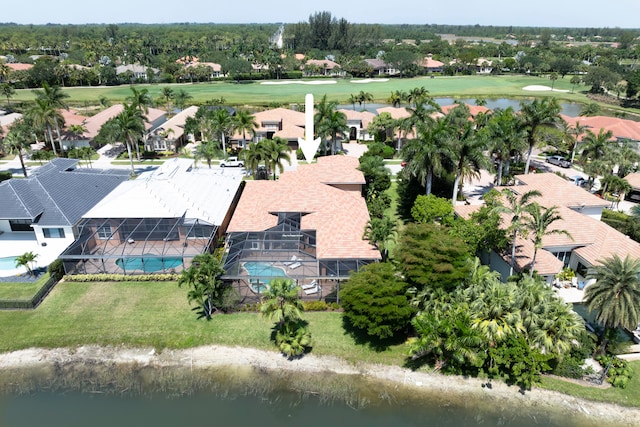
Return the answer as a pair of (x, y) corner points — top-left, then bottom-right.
(0, 363), (613, 427)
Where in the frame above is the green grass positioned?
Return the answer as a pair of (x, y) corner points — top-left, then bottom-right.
(8, 75), (598, 108)
(0, 280), (406, 364)
(540, 367), (640, 408)
(0, 274), (50, 300)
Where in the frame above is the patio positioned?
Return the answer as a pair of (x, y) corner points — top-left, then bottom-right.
(0, 232), (72, 277)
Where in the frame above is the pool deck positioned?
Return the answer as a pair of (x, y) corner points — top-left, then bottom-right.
(0, 233), (71, 278)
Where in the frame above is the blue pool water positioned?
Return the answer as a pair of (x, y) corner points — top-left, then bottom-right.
(0, 256), (19, 271)
(243, 262), (287, 292)
(116, 257), (183, 273)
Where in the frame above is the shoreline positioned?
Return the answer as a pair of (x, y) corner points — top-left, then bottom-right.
(1, 345), (640, 425)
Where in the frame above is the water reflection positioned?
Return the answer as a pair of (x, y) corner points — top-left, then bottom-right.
(339, 98), (583, 117)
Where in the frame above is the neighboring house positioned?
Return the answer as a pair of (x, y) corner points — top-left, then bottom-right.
(0, 158), (129, 273)
(417, 55), (444, 73)
(184, 61), (224, 79)
(5, 63), (33, 72)
(236, 107), (306, 149)
(363, 59), (398, 76)
(476, 58), (494, 74)
(222, 155), (380, 300)
(145, 106), (198, 152)
(440, 103), (491, 118)
(115, 64), (160, 81)
(624, 173), (640, 201)
(303, 59), (343, 77)
(338, 109), (376, 141)
(82, 104), (167, 147)
(59, 158), (244, 275)
(561, 115), (640, 143)
(0, 112), (23, 136)
(455, 173), (639, 284)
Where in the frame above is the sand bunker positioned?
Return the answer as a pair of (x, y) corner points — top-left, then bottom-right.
(350, 78), (389, 83)
(261, 80), (337, 85)
(522, 85), (570, 93)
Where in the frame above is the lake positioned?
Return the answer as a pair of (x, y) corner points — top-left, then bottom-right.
(0, 362), (614, 427)
(339, 98), (583, 117)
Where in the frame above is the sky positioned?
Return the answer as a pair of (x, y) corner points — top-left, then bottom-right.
(4, 0), (640, 28)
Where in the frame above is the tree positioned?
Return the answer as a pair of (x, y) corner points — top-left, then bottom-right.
(127, 86), (153, 114)
(340, 262), (415, 341)
(173, 89), (193, 110)
(570, 76), (581, 93)
(260, 278), (304, 328)
(579, 129), (615, 183)
(362, 216), (397, 262)
(110, 103), (147, 176)
(493, 189), (541, 276)
(3, 119), (32, 177)
(449, 121), (489, 205)
(27, 98), (61, 156)
(177, 253), (231, 320)
(194, 140), (222, 169)
(583, 254), (640, 354)
(313, 94), (339, 155)
(317, 109), (347, 155)
(261, 137), (291, 179)
(410, 194), (454, 225)
(161, 86), (174, 110)
(519, 98), (561, 174)
(523, 203), (572, 277)
(210, 108), (235, 156)
(15, 251), (38, 276)
(401, 117), (453, 195)
(234, 109), (257, 148)
(357, 90), (373, 110)
(481, 107), (525, 185)
(1, 83), (15, 107)
(33, 83), (69, 154)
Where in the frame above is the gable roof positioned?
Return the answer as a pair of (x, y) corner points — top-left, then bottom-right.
(84, 104), (166, 139)
(153, 105), (198, 140)
(0, 158), (128, 226)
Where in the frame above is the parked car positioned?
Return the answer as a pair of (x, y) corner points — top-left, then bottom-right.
(219, 156), (244, 167)
(546, 155), (571, 168)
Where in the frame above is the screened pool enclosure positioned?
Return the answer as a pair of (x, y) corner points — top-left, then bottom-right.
(60, 216), (218, 275)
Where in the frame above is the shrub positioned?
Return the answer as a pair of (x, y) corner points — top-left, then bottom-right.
(596, 355), (634, 388)
(47, 258), (65, 281)
(303, 301), (328, 311)
(65, 273), (179, 282)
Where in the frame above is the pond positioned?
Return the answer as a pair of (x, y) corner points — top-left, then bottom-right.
(339, 98), (583, 117)
(0, 363), (613, 427)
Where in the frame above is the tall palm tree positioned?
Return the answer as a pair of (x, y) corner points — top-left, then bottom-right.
(519, 97), (561, 174)
(401, 117), (452, 195)
(262, 137), (291, 179)
(3, 122), (31, 177)
(481, 107), (525, 185)
(241, 141), (267, 176)
(173, 89), (193, 111)
(408, 86), (429, 107)
(584, 254), (640, 354)
(523, 203), (572, 277)
(234, 109), (257, 148)
(316, 109), (347, 155)
(33, 83), (69, 154)
(112, 103), (147, 176)
(1, 83), (15, 107)
(357, 90), (373, 110)
(579, 129), (615, 183)
(161, 86), (175, 111)
(210, 108), (235, 156)
(450, 121), (489, 205)
(493, 189), (541, 276)
(260, 278), (303, 328)
(27, 98), (60, 156)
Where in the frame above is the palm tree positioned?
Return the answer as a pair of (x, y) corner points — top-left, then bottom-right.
(469, 281), (522, 345)
(30, 149), (55, 165)
(363, 216), (397, 262)
(481, 107), (525, 185)
(3, 122), (31, 177)
(584, 254), (640, 354)
(161, 87), (175, 111)
(519, 97), (561, 174)
(316, 109), (347, 155)
(408, 86), (429, 107)
(127, 86), (153, 114)
(1, 83), (15, 107)
(262, 137), (291, 179)
(357, 90), (373, 110)
(347, 93), (358, 110)
(401, 117), (452, 195)
(523, 203), (572, 277)
(210, 108), (235, 156)
(450, 121), (489, 205)
(493, 189), (541, 276)
(194, 140), (222, 169)
(33, 83), (69, 154)
(260, 278), (303, 328)
(27, 98), (60, 156)
(112, 103), (147, 176)
(173, 89), (193, 111)
(15, 251), (38, 276)
(234, 109), (257, 148)
(387, 90), (406, 107)
(579, 129), (615, 183)
(241, 141), (267, 176)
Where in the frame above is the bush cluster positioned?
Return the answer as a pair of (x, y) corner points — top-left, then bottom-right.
(596, 355), (634, 388)
(65, 273), (179, 282)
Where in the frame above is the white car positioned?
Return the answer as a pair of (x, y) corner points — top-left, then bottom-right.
(546, 155), (571, 168)
(219, 157), (244, 168)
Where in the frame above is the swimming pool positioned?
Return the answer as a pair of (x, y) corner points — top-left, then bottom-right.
(116, 257), (183, 273)
(243, 262), (287, 292)
(0, 256), (19, 271)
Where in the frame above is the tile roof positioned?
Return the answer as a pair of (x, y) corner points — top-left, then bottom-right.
(6, 63), (32, 71)
(510, 173), (609, 210)
(440, 103), (491, 117)
(84, 104), (166, 139)
(561, 114), (640, 141)
(228, 155), (379, 260)
(154, 106), (198, 140)
(338, 109), (376, 129)
(0, 158), (128, 226)
(625, 173), (640, 190)
(376, 106), (411, 120)
(279, 155), (365, 185)
(304, 59), (341, 69)
(417, 57), (444, 68)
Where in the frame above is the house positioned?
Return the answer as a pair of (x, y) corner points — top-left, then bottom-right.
(0, 158), (129, 275)
(238, 107), (306, 149)
(222, 155), (380, 300)
(440, 103), (491, 118)
(338, 109), (376, 141)
(455, 173), (640, 283)
(417, 55), (444, 73)
(561, 115), (640, 143)
(363, 59), (398, 76)
(624, 173), (640, 201)
(115, 64), (160, 81)
(145, 106), (198, 152)
(59, 158), (244, 275)
(303, 59), (343, 77)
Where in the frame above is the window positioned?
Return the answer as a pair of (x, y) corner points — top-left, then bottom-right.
(43, 228), (65, 238)
(9, 219), (32, 232)
(97, 225), (112, 240)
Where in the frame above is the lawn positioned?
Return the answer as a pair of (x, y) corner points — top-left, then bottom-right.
(540, 371), (640, 408)
(8, 75), (595, 108)
(0, 280), (406, 365)
(0, 274), (50, 300)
